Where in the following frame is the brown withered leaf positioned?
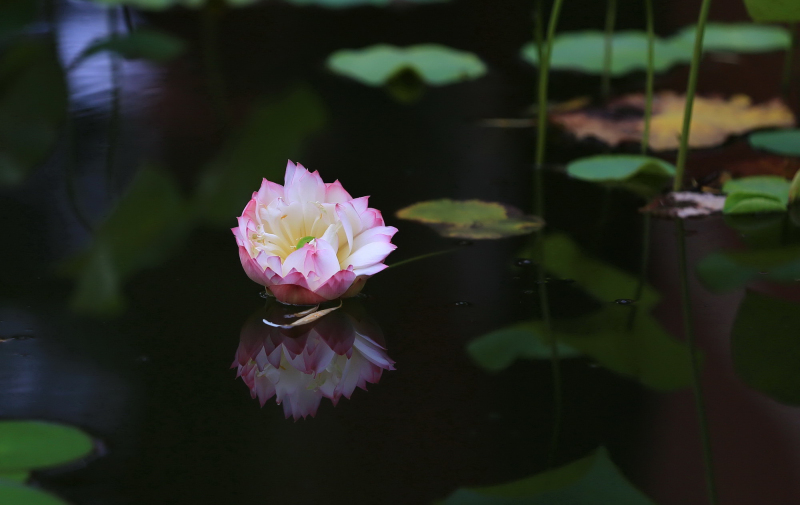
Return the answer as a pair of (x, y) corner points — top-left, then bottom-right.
(640, 191), (726, 219)
(551, 92), (795, 151)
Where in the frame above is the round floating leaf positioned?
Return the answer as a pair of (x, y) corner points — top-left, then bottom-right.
(0, 472), (29, 483)
(672, 23), (791, 53)
(733, 291), (800, 405)
(567, 155), (676, 198)
(521, 31), (683, 76)
(696, 246), (800, 292)
(0, 421), (94, 473)
(749, 129), (800, 157)
(722, 176), (791, 214)
(790, 170), (800, 205)
(520, 23), (791, 76)
(744, 0), (800, 22)
(0, 480), (67, 505)
(396, 199), (544, 240)
(327, 44), (487, 87)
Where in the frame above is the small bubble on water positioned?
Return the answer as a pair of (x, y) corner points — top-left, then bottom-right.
(457, 240), (474, 247)
(514, 258), (533, 267)
(758, 271), (768, 275)
(355, 292), (373, 299)
(614, 298), (635, 305)
(522, 289), (535, 295)
(259, 291), (270, 299)
(453, 301), (472, 307)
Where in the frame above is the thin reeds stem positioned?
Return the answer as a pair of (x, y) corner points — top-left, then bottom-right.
(676, 220), (719, 505)
(602, 0), (617, 99)
(673, 0), (713, 192)
(782, 23), (797, 101)
(642, 0), (655, 154)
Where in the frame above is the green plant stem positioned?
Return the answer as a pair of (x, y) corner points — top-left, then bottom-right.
(601, 0), (617, 100)
(673, 0), (712, 192)
(626, 213), (651, 330)
(387, 248), (459, 269)
(676, 220), (718, 505)
(782, 23), (797, 101)
(642, 0), (655, 154)
(534, 0), (544, 64)
(535, 0), (566, 218)
(534, 0), (565, 468)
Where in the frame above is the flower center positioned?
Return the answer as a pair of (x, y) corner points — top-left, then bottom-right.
(295, 236), (316, 249)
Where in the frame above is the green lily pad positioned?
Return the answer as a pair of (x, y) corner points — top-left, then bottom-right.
(0, 421), (94, 473)
(749, 129), (800, 157)
(696, 246), (800, 292)
(732, 291), (800, 405)
(520, 23), (791, 76)
(521, 31), (683, 76)
(0, 480), (67, 505)
(566, 155), (676, 198)
(466, 322), (581, 372)
(722, 176), (791, 214)
(0, 472), (29, 483)
(672, 23), (791, 53)
(396, 199), (544, 240)
(439, 447), (655, 505)
(73, 30), (186, 67)
(0, 40), (67, 186)
(327, 44), (487, 87)
(744, 0), (800, 22)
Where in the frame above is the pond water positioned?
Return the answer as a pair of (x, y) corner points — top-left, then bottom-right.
(2, 1), (800, 504)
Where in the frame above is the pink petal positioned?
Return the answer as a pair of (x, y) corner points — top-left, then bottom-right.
(324, 180), (353, 203)
(237, 246), (272, 285)
(345, 242), (397, 270)
(351, 263), (388, 277)
(351, 196), (369, 215)
(285, 163), (326, 203)
(270, 284), (329, 305)
(314, 268), (357, 300)
(256, 179), (285, 206)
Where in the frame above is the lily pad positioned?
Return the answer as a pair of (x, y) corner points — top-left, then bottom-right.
(327, 44), (487, 87)
(744, 0), (800, 22)
(0, 480), (67, 505)
(672, 23), (791, 53)
(521, 31), (682, 76)
(396, 199), (544, 240)
(552, 92), (795, 151)
(521, 23), (791, 76)
(722, 175), (791, 214)
(0, 472), (29, 483)
(790, 170), (800, 205)
(439, 447), (655, 505)
(749, 129), (800, 157)
(696, 246), (800, 292)
(466, 322), (581, 372)
(73, 30), (186, 67)
(732, 291), (800, 405)
(567, 155), (676, 197)
(0, 421), (94, 473)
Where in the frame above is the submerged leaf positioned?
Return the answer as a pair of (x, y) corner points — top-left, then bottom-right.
(0, 421), (94, 473)
(567, 155), (676, 198)
(74, 30), (186, 66)
(732, 291), (800, 405)
(0, 40), (67, 186)
(552, 92), (795, 151)
(440, 447), (655, 504)
(327, 44), (486, 87)
(467, 322), (581, 372)
(696, 246), (800, 292)
(396, 199), (544, 239)
(749, 129), (800, 157)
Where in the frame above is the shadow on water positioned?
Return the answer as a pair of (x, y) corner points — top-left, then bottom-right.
(2, 0), (800, 504)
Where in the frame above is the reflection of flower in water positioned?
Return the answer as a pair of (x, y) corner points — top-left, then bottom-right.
(233, 301), (395, 420)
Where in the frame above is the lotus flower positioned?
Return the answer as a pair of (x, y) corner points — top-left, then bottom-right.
(233, 301), (395, 420)
(233, 161), (398, 305)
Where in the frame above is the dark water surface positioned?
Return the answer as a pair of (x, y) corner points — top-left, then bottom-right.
(2, 1), (800, 504)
